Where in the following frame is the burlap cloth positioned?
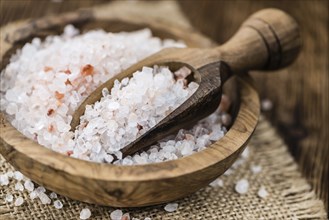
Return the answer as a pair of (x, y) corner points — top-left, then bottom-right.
(0, 116), (327, 219)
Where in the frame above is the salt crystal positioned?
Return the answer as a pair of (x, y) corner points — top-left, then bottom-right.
(36, 186), (46, 194)
(6, 171), (14, 178)
(235, 179), (249, 194)
(24, 179), (34, 192)
(144, 218), (151, 220)
(14, 197), (24, 206)
(50, 192), (57, 199)
(110, 209), (123, 220)
(5, 194), (13, 202)
(38, 192), (51, 204)
(0, 174), (9, 186)
(209, 178), (224, 187)
(261, 98), (273, 111)
(80, 208), (91, 219)
(54, 200), (63, 209)
(29, 191), (38, 200)
(251, 165), (262, 174)
(241, 147), (250, 159)
(15, 182), (24, 191)
(164, 203), (178, 212)
(13, 171), (24, 181)
(257, 186), (269, 198)
(122, 213), (130, 220)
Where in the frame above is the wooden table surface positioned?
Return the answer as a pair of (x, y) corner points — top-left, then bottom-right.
(1, 0), (328, 211)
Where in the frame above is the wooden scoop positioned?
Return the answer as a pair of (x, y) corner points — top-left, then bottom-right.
(71, 8), (300, 157)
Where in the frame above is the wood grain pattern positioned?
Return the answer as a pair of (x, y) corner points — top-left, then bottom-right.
(178, 0), (328, 209)
(0, 1), (260, 207)
(70, 8), (300, 157)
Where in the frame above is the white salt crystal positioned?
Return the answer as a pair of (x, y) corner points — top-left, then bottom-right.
(15, 182), (24, 191)
(36, 186), (46, 194)
(6, 102), (18, 115)
(54, 200), (63, 209)
(24, 179), (34, 192)
(164, 203), (178, 212)
(0, 174), (9, 186)
(235, 179), (249, 194)
(257, 186), (269, 198)
(13, 171), (24, 181)
(110, 209), (123, 220)
(144, 218), (151, 220)
(38, 192), (51, 204)
(241, 147), (250, 159)
(5, 194), (13, 202)
(14, 197), (24, 206)
(224, 168), (234, 176)
(261, 99), (273, 111)
(80, 208), (92, 219)
(29, 191), (38, 200)
(209, 178), (224, 187)
(6, 171), (14, 178)
(50, 192), (57, 199)
(251, 165), (262, 174)
(108, 101), (120, 110)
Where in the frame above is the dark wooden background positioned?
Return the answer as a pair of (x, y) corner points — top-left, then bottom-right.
(1, 0), (328, 211)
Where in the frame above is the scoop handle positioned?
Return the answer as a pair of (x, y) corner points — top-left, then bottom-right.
(217, 8), (301, 72)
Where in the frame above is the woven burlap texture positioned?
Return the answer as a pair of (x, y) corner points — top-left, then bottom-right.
(0, 116), (327, 219)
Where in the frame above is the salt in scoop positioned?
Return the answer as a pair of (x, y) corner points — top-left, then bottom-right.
(71, 8), (301, 157)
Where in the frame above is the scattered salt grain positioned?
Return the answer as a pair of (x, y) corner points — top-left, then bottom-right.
(241, 147), (250, 159)
(5, 194), (13, 202)
(24, 179), (34, 192)
(54, 200), (63, 209)
(235, 179), (249, 194)
(110, 209), (123, 220)
(144, 218), (151, 220)
(209, 178), (224, 187)
(251, 165), (262, 174)
(13, 171), (24, 181)
(14, 197), (24, 206)
(50, 192), (57, 199)
(261, 98), (273, 111)
(257, 186), (269, 198)
(15, 182), (24, 191)
(35, 186), (46, 194)
(80, 208), (92, 219)
(29, 190), (38, 200)
(164, 203), (178, 212)
(0, 174), (9, 186)
(38, 192), (51, 204)
(122, 213), (131, 220)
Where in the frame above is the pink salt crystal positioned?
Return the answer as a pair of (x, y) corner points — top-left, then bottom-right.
(174, 66), (191, 79)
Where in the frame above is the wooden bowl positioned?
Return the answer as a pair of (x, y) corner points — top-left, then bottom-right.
(0, 2), (260, 207)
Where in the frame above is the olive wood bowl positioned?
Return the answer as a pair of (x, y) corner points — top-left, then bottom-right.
(0, 2), (260, 207)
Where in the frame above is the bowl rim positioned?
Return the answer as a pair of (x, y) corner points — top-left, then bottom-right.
(0, 9), (260, 184)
